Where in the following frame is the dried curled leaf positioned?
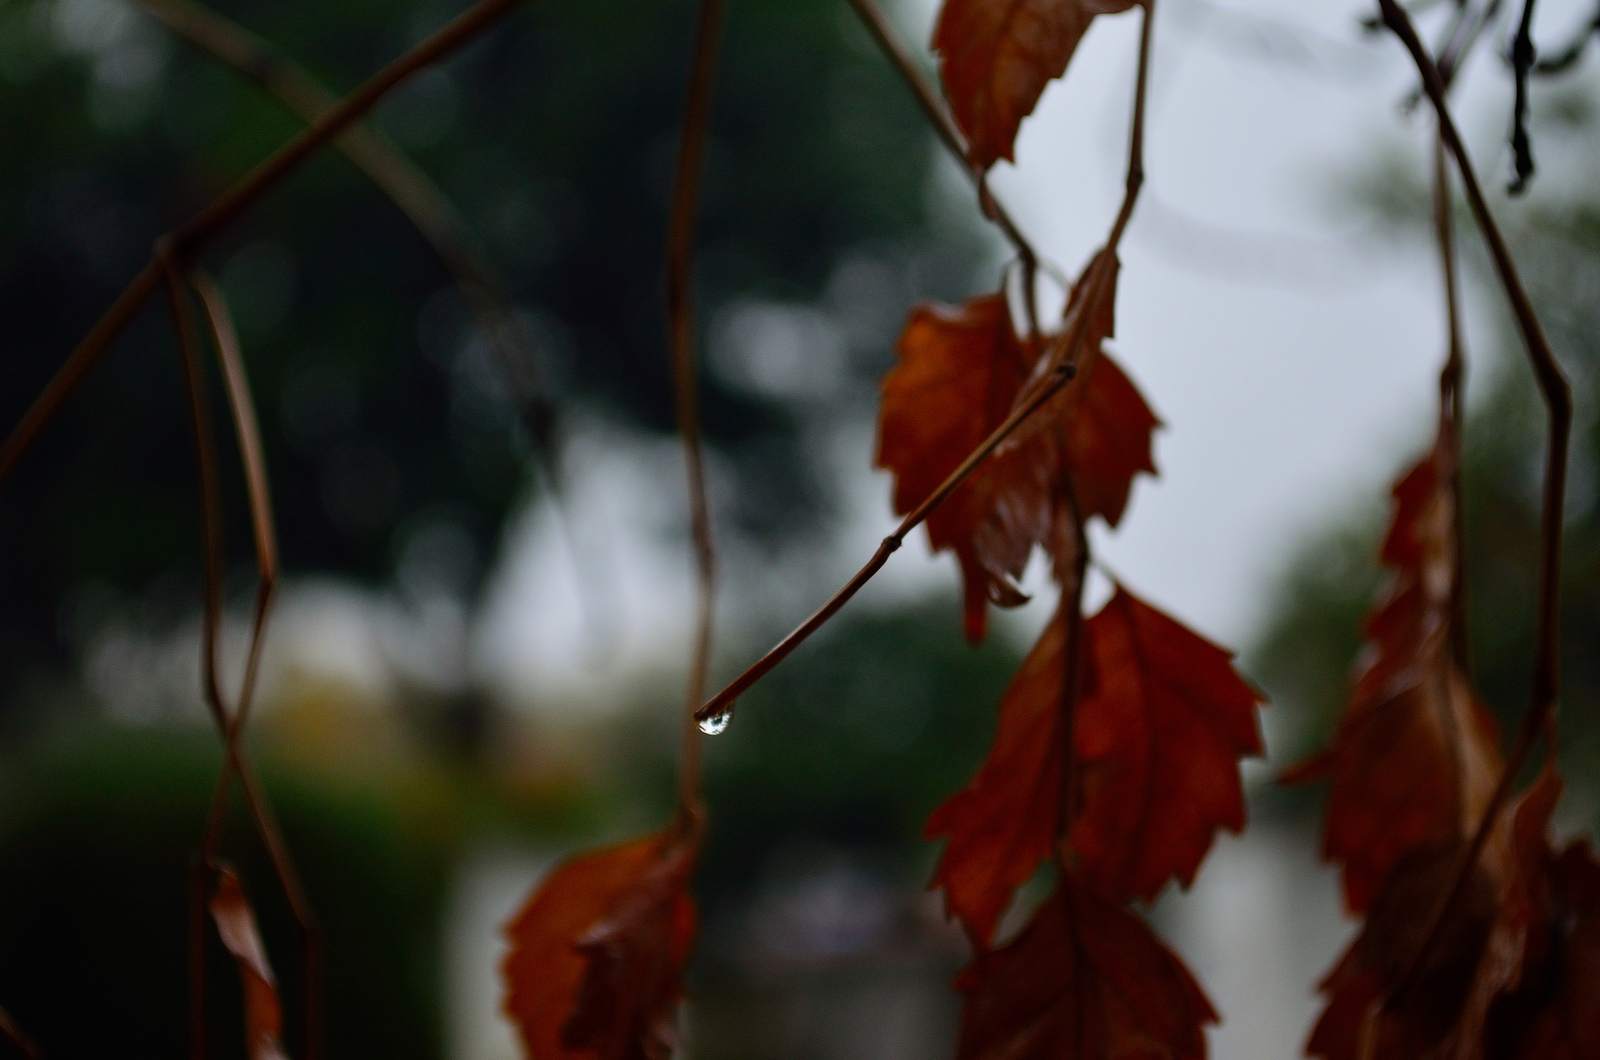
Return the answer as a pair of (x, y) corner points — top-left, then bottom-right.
(878, 292), (1039, 642)
(953, 872), (1216, 1060)
(926, 607), (1070, 947)
(1070, 586), (1265, 905)
(934, 0), (1143, 168)
(926, 588), (1259, 944)
(209, 864), (289, 1060)
(876, 272), (1152, 642)
(1285, 422), (1502, 913)
(502, 832), (697, 1060)
(1517, 838), (1600, 1059)
(1303, 768), (1562, 1060)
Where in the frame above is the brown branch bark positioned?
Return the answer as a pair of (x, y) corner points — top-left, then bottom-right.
(163, 254), (320, 1060)
(1434, 132), (1471, 672)
(665, 0), (724, 823)
(0, 1005), (40, 1060)
(1378, 0), (1572, 1009)
(1508, 0), (1540, 193)
(0, 0), (530, 485)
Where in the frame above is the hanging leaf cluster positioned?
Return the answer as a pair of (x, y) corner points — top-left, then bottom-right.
(1289, 412), (1600, 1057)
(0, 0), (1593, 1055)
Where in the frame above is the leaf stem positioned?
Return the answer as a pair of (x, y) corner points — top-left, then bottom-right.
(1054, 488), (1089, 860)
(1433, 134), (1472, 672)
(666, 0), (724, 823)
(1378, 0), (1571, 1007)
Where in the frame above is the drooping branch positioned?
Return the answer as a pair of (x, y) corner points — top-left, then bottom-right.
(1378, 0), (1572, 1007)
(844, 0), (1046, 332)
(1433, 131), (1471, 671)
(696, 1), (1155, 727)
(0, 0), (531, 485)
(161, 253), (320, 1060)
(1508, 0), (1541, 192)
(664, 0), (725, 822)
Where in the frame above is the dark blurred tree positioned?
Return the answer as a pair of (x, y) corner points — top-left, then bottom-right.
(0, 0), (984, 717)
(0, 728), (453, 1060)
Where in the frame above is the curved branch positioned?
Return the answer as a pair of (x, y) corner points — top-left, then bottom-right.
(0, 0), (529, 484)
(665, 0), (724, 822)
(1378, 0), (1571, 1007)
(131, 0), (558, 460)
(162, 254), (320, 1060)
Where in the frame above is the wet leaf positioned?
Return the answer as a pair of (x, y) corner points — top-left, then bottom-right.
(1284, 422), (1502, 913)
(926, 607), (1071, 947)
(1303, 769), (1561, 1060)
(953, 872), (1215, 1060)
(1516, 838), (1600, 1059)
(925, 587), (1259, 944)
(502, 831), (697, 1060)
(1070, 586), (1265, 904)
(209, 864), (289, 1060)
(934, 0), (1144, 168)
(876, 271), (1152, 642)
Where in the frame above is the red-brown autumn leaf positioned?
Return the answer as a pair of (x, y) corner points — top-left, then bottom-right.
(1517, 838), (1600, 1059)
(953, 872), (1216, 1060)
(925, 587), (1259, 944)
(878, 292), (1038, 643)
(934, 0), (1144, 168)
(1303, 768), (1561, 1060)
(925, 607), (1071, 947)
(502, 831), (696, 1060)
(209, 864), (288, 1060)
(1069, 586), (1265, 905)
(1284, 421), (1502, 914)
(876, 273), (1153, 642)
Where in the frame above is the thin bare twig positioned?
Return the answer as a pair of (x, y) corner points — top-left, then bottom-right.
(1434, 134), (1471, 671)
(1508, 0), (1540, 192)
(131, 0), (558, 461)
(0, 0), (530, 485)
(665, 0), (724, 822)
(697, 0), (1155, 727)
(0, 1005), (40, 1060)
(162, 253), (320, 1060)
(188, 269), (321, 1059)
(1378, 0), (1571, 1007)
(844, 0), (1045, 334)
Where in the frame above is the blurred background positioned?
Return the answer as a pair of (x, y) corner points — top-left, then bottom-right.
(0, 0), (1596, 1056)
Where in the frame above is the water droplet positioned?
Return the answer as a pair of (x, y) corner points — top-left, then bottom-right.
(698, 707), (732, 735)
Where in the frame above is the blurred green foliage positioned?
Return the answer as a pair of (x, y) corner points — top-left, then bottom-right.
(0, 728), (452, 1059)
(0, 0), (982, 713)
